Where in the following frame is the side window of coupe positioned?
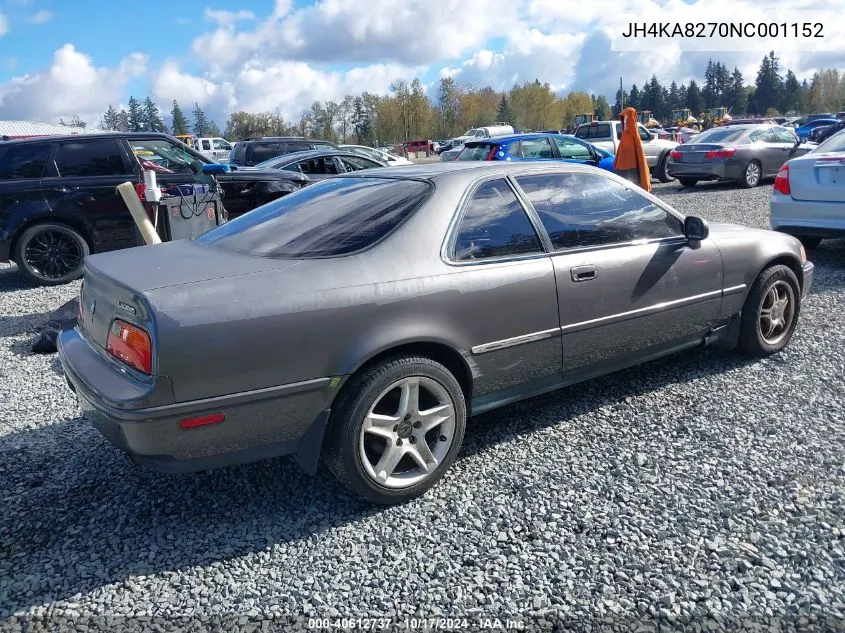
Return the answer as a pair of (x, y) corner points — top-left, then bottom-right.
(515, 173), (684, 250)
(454, 179), (543, 261)
(519, 137), (553, 159)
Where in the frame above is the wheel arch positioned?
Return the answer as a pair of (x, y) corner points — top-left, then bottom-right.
(759, 254), (804, 293)
(335, 339), (474, 408)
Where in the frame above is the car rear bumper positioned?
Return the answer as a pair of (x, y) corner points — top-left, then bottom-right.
(58, 327), (337, 475)
(667, 159), (743, 181)
(770, 195), (845, 238)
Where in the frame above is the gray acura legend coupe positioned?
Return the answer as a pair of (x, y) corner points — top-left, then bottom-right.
(59, 162), (814, 504)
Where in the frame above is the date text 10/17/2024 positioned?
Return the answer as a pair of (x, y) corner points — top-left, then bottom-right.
(621, 22), (823, 38)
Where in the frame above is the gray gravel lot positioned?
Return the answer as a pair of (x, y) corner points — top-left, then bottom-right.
(2, 180), (845, 632)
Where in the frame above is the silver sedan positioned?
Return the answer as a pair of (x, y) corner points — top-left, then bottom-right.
(771, 129), (845, 249)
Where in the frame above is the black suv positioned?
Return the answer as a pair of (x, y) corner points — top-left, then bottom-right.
(0, 133), (308, 285)
(229, 136), (338, 166)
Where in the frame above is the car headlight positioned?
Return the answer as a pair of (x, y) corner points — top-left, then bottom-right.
(799, 244), (807, 263)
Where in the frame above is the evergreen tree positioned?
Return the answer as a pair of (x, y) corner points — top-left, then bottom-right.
(594, 95), (612, 120)
(780, 70), (800, 114)
(496, 94), (513, 124)
(170, 100), (189, 135)
(686, 80), (703, 113)
(628, 84), (641, 110)
(668, 81), (679, 111)
(703, 59), (717, 109)
(715, 62), (731, 105)
(753, 51), (782, 115)
(127, 96), (144, 132)
(192, 102), (210, 136)
(613, 86), (628, 116)
(116, 109), (130, 132)
(102, 105), (119, 131)
(728, 67), (747, 114)
(207, 120), (222, 137)
(352, 95), (371, 143)
(142, 97), (166, 132)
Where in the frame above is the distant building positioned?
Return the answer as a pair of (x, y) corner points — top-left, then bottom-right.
(0, 120), (109, 140)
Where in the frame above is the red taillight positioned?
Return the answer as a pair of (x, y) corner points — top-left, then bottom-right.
(106, 319), (152, 374)
(670, 150), (682, 159)
(486, 145), (498, 160)
(704, 148), (736, 159)
(179, 413), (225, 430)
(774, 163), (790, 196)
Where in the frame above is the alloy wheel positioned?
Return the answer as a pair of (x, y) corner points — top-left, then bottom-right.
(745, 162), (761, 187)
(358, 376), (456, 489)
(758, 280), (795, 345)
(23, 228), (84, 280)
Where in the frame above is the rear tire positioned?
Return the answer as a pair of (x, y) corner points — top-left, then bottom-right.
(739, 160), (762, 188)
(323, 356), (467, 505)
(656, 153), (673, 183)
(14, 222), (89, 286)
(798, 236), (822, 249)
(678, 177), (698, 188)
(738, 265), (801, 357)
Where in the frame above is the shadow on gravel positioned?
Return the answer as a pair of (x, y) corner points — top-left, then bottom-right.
(0, 265), (37, 293)
(0, 312), (52, 338)
(0, 344), (761, 614)
(660, 180), (773, 195)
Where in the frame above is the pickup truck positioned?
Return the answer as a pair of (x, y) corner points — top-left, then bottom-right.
(574, 120), (678, 182)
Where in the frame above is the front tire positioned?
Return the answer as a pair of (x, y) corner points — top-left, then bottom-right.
(739, 160), (762, 188)
(738, 265), (801, 357)
(323, 356), (467, 504)
(14, 222), (89, 286)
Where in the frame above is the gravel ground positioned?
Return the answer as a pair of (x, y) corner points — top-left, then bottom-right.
(2, 180), (845, 632)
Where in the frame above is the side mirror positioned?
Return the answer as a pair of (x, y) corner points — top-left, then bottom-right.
(684, 216), (710, 242)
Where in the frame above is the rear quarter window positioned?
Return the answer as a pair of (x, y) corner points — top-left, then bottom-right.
(0, 142), (50, 180)
(196, 177), (431, 258)
(249, 143), (282, 163)
(456, 143), (497, 160)
(53, 139), (131, 177)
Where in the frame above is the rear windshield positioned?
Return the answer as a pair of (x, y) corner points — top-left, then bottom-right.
(457, 143), (497, 160)
(690, 128), (746, 144)
(814, 129), (845, 153)
(196, 177), (431, 258)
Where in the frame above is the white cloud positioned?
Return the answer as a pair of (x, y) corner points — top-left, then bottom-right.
(27, 10), (53, 25)
(0, 11), (8, 36)
(204, 8), (256, 26)
(0, 45), (147, 125)
(152, 59), (419, 124)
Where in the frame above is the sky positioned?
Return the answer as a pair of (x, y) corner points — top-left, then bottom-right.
(0, 0), (843, 128)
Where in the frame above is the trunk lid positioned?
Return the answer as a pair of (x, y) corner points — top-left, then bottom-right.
(79, 240), (301, 352)
(787, 152), (845, 203)
(671, 144), (726, 163)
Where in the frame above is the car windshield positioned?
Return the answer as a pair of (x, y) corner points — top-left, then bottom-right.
(813, 130), (845, 154)
(196, 177), (431, 258)
(691, 128), (747, 144)
(457, 143), (497, 160)
(128, 139), (206, 173)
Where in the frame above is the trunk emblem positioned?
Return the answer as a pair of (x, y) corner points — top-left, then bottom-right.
(119, 301), (136, 315)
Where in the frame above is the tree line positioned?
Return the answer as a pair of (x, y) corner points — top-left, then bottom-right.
(96, 97), (222, 137)
(69, 52), (845, 144)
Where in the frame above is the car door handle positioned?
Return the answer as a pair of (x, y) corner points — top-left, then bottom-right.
(571, 265), (597, 282)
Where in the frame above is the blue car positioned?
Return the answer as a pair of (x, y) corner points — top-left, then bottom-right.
(794, 118), (839, 141)
(455, 133), (616, 172)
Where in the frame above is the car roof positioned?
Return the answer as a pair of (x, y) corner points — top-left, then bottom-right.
(465, 132), (579, 144)
(332, 160), (603, 183)
(269, 149), (381, 163)
(0, 132), (178, 145)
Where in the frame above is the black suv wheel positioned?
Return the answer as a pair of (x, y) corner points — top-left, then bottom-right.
(15, 222), (89, 286)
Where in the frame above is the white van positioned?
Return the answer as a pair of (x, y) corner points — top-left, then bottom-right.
(448, 123), (515, 151)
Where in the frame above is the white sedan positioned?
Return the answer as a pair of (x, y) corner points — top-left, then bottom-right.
(339, 145), (413, 167)
(770, 129), (845, 249)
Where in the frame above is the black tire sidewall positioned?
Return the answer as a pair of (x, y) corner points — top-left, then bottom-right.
(657, 153), (673, 183)
(738, 265), (801, 357)
(679, 177), (698, 188)
(15, 223), (89, 286)
(325, 357), (467, 504)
